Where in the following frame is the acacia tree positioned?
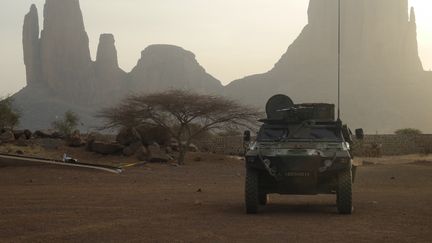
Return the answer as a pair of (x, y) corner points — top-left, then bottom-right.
(98, 90), (260, 164)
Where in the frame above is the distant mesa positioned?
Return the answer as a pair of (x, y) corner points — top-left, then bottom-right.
(15, 0), (222, 129)
(13, 0), (432, 133)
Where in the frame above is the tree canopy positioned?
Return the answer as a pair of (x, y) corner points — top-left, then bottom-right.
(98, 90), (261, 164)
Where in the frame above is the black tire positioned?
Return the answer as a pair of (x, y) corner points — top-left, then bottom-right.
(245, 167), (260, 214)
(337, 169), (353, 214)
(259, 193), (268, 206)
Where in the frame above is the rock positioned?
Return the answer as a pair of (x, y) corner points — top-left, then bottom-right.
(34, 129), (62, 139)
(129, 45), (223, 95)
(13, 130), (32, 140)
(136, 125), (171, 146)
(96, 34), (119, 73)
(116, 127), (141, 146)
(136, 146), (150, 161)
(147, 144), (171, 163)
(94, 33), (128, 101)
(39, 0), (95, 103)
(15, 135), (30, 147)
(188, 143), (199, 152)
(123, 141), (142, 157)
(86, 132), (112, 150)
(91, 142), (124, 155)
(0, 131), (15, 143)
(68, 130), (83, 147)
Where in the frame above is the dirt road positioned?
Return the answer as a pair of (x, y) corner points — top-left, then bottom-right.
(0, 154), (431, 242)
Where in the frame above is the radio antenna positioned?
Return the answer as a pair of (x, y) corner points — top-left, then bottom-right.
(337, 0), (341, 120)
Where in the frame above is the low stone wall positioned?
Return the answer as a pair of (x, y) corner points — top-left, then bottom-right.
(197, 135), (432, 156)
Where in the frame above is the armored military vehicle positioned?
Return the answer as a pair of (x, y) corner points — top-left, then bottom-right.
(243, 94), (363, 214)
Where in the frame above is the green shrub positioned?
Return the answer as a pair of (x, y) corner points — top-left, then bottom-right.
(394, 128), (422, 136)
(0, 96), (20, 129)
(52, 110), (80, 136)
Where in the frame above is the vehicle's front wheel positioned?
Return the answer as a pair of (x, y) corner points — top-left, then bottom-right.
(337, 168), (353, 214)
(245, 167), (259, 214)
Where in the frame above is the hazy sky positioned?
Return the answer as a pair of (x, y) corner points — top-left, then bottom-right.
(1, 0), (431, 97)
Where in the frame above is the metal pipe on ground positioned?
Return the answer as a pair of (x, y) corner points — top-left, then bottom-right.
(0, 153), (122, 174)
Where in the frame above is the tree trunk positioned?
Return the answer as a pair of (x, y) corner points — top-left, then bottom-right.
(178, 148), (186, 165)
(177, 141), (190, 165)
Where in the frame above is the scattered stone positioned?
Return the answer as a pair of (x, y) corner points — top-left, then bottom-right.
(147, 144), (170, 163)
(68, 130), (84, 147)
(0, 130), (15, 143)
(188, 143), (199, 152)
(136, 146), (150, 161)
(116, 127), (141, 146)
(196, 188), (202, 193)
(86, 132), (111, 151)
(15, 135), (30, 147)
(15, 150), (24, 155)
(13, 130), (32, 140)
(194, 200), (202, 206)
(90, 142), (124, 155)
(390, 177), (396, 180)
(34, 129), (63, 139)
(123, 141), (142, 157)
(194, 157), (203, 162)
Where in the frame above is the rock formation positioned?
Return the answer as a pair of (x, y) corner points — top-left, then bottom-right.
(13, 0), (432, 132)
(94, 34), (127, 104)
(226, 0), (432, 132)
(130, 45), (222, 94)
(15, 0), (222, 130)
(39, 0), (95, 103)
(22, 4), (41, 86)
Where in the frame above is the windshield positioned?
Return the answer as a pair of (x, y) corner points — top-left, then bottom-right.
(257, 125), (340, 141)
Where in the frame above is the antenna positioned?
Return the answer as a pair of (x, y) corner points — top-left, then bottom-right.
(337, 0), (341, 120)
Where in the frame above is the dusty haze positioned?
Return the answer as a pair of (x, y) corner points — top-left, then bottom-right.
(1, 0), (432, 97)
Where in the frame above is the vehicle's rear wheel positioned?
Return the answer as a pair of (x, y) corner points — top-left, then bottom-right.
(337, 168), (353, 214)
(245, 167), (259, 214)
(259, 193), (268, 206)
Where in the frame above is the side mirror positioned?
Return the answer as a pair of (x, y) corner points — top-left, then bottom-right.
(243, 130), (251, 143)
(355, 128), (364, 140)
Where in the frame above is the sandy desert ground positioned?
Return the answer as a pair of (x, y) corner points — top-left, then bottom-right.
(0, 150), (431, 243)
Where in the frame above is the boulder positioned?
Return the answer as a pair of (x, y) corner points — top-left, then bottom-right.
(34, 129), (63, 139)
(91, 142), (124, 155)
(123, 141), (142, 157)
(86, 132), (111, 150)
(68, 130), (84, 147)
(147, 144), (171, 163)
(188, 143), (199, 152)
(13, 130), (31, 140)
(15, 135), (30, 147)
(136, 146), (150, 161)
(0, 131), (16, 143)
(116, 127), (141, 146)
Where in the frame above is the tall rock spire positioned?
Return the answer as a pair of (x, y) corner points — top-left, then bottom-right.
(22, 4), (41, 86)
(96, 34), (119, 71)
(39, 0), (95, 101)
(405, 7), (423, 72)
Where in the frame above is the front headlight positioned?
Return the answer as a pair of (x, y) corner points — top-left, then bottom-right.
(342, 142), (350, 151)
